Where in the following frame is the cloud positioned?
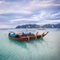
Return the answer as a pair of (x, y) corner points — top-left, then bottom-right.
(52, 12), (60, 16)
(0, 0), (60, 28)
(9, 11), (60, 25)
(37, 20), (60, 25)
(0, 24), (12, 28)
(0, 0), (60, 15)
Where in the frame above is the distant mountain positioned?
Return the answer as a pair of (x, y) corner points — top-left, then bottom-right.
(16, 23), (60, 28)
(16, 24), (40, 28)
(42, 23), (60, 28)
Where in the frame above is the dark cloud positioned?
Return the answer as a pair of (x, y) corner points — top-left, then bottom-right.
(1, 0), (31, 3)
(54, 0), (60, 4)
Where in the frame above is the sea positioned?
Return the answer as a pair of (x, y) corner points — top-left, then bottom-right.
(0, 28), (60, 60)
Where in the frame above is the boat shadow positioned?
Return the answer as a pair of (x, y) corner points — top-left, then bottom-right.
(27, 38), (44, 44)
(9, 38), (45, 49)
(9, 39), (27, 48)
(25, 39), (45, 50)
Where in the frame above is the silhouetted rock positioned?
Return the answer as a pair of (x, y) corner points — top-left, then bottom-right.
(16, 24), (40, 28)
(16, 23), (60, 28)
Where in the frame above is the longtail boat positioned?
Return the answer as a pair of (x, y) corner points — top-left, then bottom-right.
(8, 32), (48, 42)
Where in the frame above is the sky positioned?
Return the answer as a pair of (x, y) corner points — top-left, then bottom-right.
(0, 0), (60, 28)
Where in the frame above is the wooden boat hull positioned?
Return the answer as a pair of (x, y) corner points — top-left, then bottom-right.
(9, 35), (42, 42)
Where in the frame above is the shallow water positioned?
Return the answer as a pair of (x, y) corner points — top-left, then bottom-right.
(0, 29), (60, 60)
